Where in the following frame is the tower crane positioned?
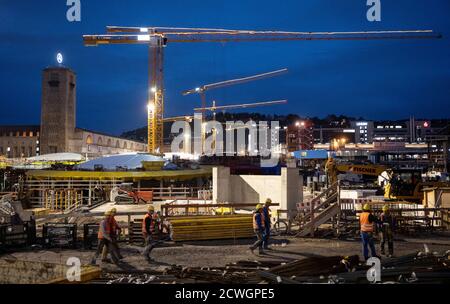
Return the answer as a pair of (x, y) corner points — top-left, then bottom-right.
(184, 68), (287, 147)
(83, 26), (441, 153)
(183, 68), (288, 122)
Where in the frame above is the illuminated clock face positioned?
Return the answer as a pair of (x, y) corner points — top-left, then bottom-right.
(57, 53), (63, 64)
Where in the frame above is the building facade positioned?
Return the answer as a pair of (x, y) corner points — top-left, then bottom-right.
(0, 126), (40, 158)
(0, 66), (146, 159)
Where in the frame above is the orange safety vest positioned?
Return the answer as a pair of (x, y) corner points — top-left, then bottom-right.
(252, 212), (265, 230)
(142, 213), (152, 234)
(152, 213), (160, 230)
(360, 212), (374, 232)
(98, 218), (111, 239)
(109, 216), (120, 235)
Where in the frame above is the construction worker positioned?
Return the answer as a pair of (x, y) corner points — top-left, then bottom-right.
(325, 157), (338, 185)
(262, 198), (272, 250)
(360, 204), (379, 261)
(249, 204), (265, 255)
(142, 205), (157, 262)
(152, 210), (163, 239)
(379, 205), (395, 257)
(105, 207), (123, 259)
(91, 210), (120, 265)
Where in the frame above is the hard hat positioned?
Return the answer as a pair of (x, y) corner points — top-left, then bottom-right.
(265, 198), (272, 204)
(147, 205), (155, 212)
(363, 204), (371, 211)
(104, 210), (112, 216)
(382, 205), (389, 212)
(255, 204), (263, 210)
(110, 208), (117, 214)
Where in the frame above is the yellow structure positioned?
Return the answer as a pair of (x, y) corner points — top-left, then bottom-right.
(44, 189), (82, 212)
(169, 214), (254, 241)
(26, 167), (212, 181)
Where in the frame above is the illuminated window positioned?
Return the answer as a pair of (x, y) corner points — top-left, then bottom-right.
(86, 135), (93, 145)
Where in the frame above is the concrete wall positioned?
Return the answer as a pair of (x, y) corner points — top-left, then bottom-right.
(213, 166), (302, 214)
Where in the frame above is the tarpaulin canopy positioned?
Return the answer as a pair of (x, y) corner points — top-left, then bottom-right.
(76, 153), (165, 170)
(27, 153), (85, 162)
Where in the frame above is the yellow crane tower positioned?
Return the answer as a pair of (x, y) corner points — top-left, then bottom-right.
(83, 27), (440, 153)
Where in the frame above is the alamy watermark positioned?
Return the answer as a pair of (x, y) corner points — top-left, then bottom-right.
(367, 0), (381, 22)
(170, 113), (281, 167)
(66, 0), (81, 22)
(66, 257), (81, 282)
(366, 257), (381, 283)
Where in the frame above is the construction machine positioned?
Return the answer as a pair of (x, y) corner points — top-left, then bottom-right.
(325, 157), (448, 202)
(383, 168), (449, 202)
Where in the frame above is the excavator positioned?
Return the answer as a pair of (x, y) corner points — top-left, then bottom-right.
(325, 157), (447, 202)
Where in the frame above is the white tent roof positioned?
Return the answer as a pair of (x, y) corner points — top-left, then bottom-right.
(27, 153), (85, 162)
(76, 153), (165, 170)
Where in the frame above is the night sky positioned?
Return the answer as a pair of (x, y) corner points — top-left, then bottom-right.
(0, 0), (449, 136)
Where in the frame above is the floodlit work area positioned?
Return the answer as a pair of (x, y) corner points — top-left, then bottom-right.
(1, 150), (450, 284)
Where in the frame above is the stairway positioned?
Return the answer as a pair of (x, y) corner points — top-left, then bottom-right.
(296, 182), (340, 237)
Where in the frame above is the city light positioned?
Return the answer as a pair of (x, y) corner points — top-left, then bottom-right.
(147, 103), (155, 112)
(137, 35), (151, 41)
(56, 53), (63, 64)
(150, 87), (157, 93)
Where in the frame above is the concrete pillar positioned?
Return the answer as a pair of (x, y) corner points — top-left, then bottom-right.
(88, 180), (92, 206)
(212, 166), (230, 203)
(280, 167), (303, 218)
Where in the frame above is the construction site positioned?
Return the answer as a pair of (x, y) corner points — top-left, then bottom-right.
(1, 2), (450, 291)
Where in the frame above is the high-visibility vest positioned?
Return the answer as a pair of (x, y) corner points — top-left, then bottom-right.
(253, 212), (265, 230)
(109, 216), (120, 235)
(360, 212), (374, 232)
(263, 206), (271, 223)
(98, 218), (111, 239)
(142, 213), (152, 234)
(152, 213), (160, 231)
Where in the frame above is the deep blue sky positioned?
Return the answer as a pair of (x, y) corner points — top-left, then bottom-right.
(0, 0), (449, 135)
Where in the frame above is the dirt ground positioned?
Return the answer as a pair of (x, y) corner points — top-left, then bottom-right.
(2, 233), (449, 273)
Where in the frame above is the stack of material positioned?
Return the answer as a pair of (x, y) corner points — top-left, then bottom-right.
(169, 214), (254, 241)
(99, 256), (357, 284)
(94, 251), (450, 284)
(330, 251), (450, 284)
(266, 255), (359, 278)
